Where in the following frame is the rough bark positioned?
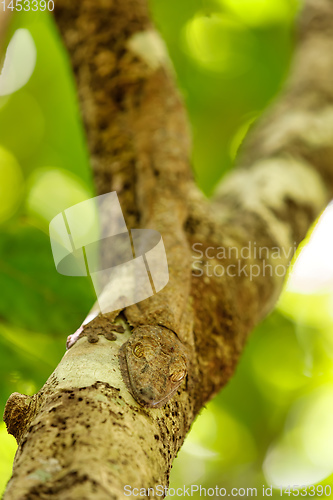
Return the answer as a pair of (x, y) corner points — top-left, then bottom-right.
(0, 9), (12, 54)
(3, 0), (333, 498)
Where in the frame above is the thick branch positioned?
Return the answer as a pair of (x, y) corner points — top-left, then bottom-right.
(184, 0), (333, 400)
(0, 9), (12, 55)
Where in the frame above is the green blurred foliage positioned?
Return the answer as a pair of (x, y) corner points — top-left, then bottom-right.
(151, 0), (298, 194)
(1, 1), (333, 498)
(0, 10), (95, 491)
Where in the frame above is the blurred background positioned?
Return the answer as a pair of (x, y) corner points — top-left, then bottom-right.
(1, 0), (333, 497)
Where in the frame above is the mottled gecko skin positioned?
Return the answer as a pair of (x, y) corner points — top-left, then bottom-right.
(119, 326), (188, 408)
(66, 318), (188, 408)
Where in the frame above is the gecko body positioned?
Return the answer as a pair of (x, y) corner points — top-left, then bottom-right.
(66, 318), (188, 408)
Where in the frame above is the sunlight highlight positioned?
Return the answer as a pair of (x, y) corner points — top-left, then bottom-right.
(0, 29), (37, 96)
(183, 14), (254, 76)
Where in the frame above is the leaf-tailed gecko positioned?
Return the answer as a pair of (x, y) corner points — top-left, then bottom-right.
(66, 309), (189, 409)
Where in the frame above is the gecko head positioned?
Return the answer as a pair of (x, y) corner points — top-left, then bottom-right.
(119, 326), (188, 408)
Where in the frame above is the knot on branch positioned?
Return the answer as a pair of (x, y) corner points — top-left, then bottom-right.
(3, 392), (38, 444)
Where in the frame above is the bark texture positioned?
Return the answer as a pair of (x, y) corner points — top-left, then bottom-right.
(0, 9), (12, 54)
(3, 0), (333, 498)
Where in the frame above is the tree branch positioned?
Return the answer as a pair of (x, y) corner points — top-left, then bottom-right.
(3, 0), (333, 498)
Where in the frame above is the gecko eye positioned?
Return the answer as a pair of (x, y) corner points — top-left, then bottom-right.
(133, 342), (145, 358)
(170, 370), (186, 383)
